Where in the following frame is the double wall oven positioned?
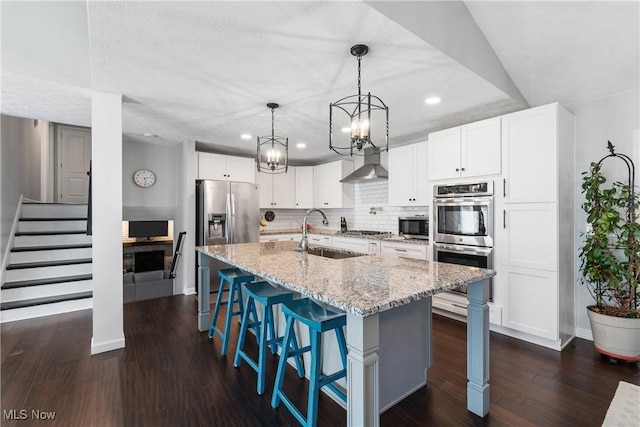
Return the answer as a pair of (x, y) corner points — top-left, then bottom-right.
(433, 181), (494, 298)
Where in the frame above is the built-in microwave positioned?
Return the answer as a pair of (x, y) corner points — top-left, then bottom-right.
(398, 216), (429, 240)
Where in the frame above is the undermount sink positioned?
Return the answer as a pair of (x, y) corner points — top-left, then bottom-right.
(295, 247), (367, 259)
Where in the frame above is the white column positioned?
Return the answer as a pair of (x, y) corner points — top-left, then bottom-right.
(178, 139), (197, 295)
(197, 251), (211, 331)
(91, 91), (125, 355)
(346, 313), (380, 427)
(466, 278), (491, 416)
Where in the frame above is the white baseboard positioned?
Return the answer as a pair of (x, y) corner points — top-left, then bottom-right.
(183, 287), (197, 295)
(91, 336), (126, 355)
(575, 327), (593, 341)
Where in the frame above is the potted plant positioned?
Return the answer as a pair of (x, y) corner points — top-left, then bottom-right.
(579, 142), (640, 362)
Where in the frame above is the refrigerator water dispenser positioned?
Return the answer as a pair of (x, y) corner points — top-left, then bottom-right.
(208, 214), (226, 239)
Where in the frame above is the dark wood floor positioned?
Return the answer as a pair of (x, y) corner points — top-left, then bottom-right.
(2, 295), (638, 427)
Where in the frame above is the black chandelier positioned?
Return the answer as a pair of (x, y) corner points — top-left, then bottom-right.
(330, 44), (389, 156)
(256, 103), (288, 174)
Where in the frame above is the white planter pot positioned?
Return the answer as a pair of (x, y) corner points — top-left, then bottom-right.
(587, 306), (640, 362)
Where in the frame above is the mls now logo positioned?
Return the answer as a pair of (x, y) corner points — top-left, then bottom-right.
(3, 409), (56, 420)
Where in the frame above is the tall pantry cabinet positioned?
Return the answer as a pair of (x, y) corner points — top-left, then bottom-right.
(494, 103), (576, 350)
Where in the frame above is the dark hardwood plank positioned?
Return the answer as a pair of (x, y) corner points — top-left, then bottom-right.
(1, 295), (638, 427)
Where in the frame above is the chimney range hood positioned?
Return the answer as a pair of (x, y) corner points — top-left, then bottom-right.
(340, 147), (388, 183)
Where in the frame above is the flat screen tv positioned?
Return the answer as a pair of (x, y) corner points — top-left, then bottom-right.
(128, 221), (168, 239)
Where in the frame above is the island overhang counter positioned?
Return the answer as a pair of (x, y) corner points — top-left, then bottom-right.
(196, 241), (495, 427)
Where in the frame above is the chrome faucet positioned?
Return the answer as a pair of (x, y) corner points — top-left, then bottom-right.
(300, 208), (329, 252)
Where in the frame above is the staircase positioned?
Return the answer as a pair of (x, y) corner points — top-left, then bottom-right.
(1, 203), (93, 322)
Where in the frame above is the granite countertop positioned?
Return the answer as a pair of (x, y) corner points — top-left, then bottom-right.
(196, 241), (494, 317)
(259, 228), (429, 245)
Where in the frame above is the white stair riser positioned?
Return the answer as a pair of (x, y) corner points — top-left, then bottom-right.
(21, 204), (88, 218)
(6, 263), (92, 282)
(14, 234), (92, 247)
(18, 220), (87, 233)
(1, 280), (93, 302)
(0, 298), (93, 323)
(10, 247), (93, 264)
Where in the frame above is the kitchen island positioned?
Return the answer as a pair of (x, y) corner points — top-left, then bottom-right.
(196, 241), (495, 426)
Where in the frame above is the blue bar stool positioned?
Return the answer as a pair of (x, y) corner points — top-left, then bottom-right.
(234, 281), (305, 395)
(208, 268), (254, 356)
(271, 298), (348, 427)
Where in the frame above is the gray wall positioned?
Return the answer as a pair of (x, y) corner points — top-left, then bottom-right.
(122, 140), (178, 220)
(1, 114), (44, 269)
(567, 88), (640, 337)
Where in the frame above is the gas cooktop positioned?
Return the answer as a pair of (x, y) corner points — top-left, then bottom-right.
(337, 230), (392, 236)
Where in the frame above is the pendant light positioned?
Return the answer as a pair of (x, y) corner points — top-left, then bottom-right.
(256, 103), (288, 174)
(330, 44), (389, 156)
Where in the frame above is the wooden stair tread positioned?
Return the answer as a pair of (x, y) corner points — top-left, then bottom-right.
(19, 217), (87, 221)
(6, 258), (92, 270)
(15, 230), (87, 236)
(22, 202), (87, 206)
(2, 274), (93, 290)
(11, 243), (92, 252)
(0, 292), (92, 310)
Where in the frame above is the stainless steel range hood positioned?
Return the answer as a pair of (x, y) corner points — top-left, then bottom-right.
(340, 147), (388, 183)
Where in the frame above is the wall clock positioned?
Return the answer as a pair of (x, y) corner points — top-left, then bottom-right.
(133, 169), (156, 188)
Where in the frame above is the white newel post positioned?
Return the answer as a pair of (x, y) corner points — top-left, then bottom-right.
(91, 91), (125, 355)
(346, 313), (380, 427)
(466, 278), (490, 416)
(197, 251), (211, 332)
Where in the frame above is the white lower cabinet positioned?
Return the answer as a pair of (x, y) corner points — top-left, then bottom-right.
(306, 234), (332, 247)
(331, 237), (371, 254)
(432, 292), (502, 326)
(380, 241), (427, 260)
(500, 266), (559, 340)
(259, 234), (294, 242)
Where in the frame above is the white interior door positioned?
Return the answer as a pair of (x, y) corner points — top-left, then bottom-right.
(58, 126), (91, 204)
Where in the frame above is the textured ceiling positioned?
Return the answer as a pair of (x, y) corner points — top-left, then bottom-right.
(1, 1), (638, 165)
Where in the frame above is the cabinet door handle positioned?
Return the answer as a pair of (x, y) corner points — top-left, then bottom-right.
(503, 210), (507, 229)
(455, 168), (459, 172)
(452, 303), (468, 310)
(394, 248), (407, 252)
(503, 178), (507, 197)
(461, 167), (466, 172)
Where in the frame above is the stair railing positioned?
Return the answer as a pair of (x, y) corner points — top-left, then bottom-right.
(86, 161), (92, 235)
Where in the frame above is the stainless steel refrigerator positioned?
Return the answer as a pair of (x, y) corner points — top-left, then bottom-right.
(196, 180), (259, 290)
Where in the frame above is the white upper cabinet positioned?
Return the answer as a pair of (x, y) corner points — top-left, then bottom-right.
(313, 160), (354, 208)
(295, 166), (314, 209)
(461, 117), (502, 178)
(258, 168), (296, 209)
(428, 117), (501, 181)
(198, 152), (255, 183)
(388, 141), (429, 206)
(501, 104), (558, 203)
(428, 127), (461, 181)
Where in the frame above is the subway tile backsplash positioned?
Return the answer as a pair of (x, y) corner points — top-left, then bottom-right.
(260, 180), (428, 233)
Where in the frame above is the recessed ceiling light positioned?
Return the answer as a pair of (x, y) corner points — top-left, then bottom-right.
(143, 132), (157, 137)
(341, 127), (351, 133)
(425, 97), (442, 105)
(241, 134), (252, 140)
(296, 143), (306, 149)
